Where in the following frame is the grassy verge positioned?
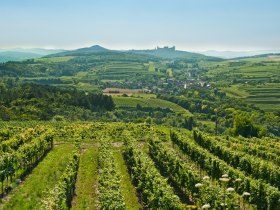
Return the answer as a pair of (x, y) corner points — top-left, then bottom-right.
(71, 145), (98, 210)
(113, 147), (141, 210)
(2, 143), (74, 210)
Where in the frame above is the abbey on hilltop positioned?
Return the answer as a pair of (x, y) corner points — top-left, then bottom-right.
(156, 46), (176, 51)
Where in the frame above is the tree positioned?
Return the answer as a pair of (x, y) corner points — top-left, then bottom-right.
(231, 112), (266, 138)
(183, 117), (194, 130)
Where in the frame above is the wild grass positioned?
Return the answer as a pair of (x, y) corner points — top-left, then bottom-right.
(113, 148), (141, 210)
(71, 145), (99, 210)
(2, 143), (74, 210)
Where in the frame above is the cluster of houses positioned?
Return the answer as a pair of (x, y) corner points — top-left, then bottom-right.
(101, 77), (211, 95)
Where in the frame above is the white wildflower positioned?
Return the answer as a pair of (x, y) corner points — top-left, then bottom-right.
(243, 192), (250, 196)
(195, 183), (203, 188)
(202, 204), (211, 209)
(226, 187), (235, 192)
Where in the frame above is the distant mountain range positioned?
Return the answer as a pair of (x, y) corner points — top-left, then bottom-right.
(45, 45), (280, 60)
(0, 48), (65, 62)
(49, 45), (108, 57)
(1, 45), (279, 62)
(199, 50), (280, 59)
(50, 45), (220, 61)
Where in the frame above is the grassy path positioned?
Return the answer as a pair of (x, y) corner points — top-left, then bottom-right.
(113, 147), (141, 210)
(71, 146), (98, 210)
(2, 143), (74, 210)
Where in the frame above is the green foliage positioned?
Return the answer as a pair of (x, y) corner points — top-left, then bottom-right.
(0, 126), (53, 195)
(204, 58), (280, 111)
(124, 138), (184, 209)
(113, 148), (142, 210)
(171, 130), (280, 210)
(2, 144), (75, 210)
(39, 149), (80, 210)
(231, 112), (266, 138)
(193, 130), (280, 189)
(0, 47), (279, 138)
(149, 139), (223, 208)
(98, 139), (126, 210)
(1, 121), (280, 210)
(0, 83), (114, 120)
(114, 96), (192, 116)
(71, 147), (98, 210)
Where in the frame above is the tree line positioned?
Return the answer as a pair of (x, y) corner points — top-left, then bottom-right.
(0, 83), (115, 121)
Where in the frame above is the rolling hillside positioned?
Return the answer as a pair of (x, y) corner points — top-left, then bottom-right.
(0, 49), (65, 62)
(49, 45), (219, 60)
(0, 44), (278, 114)
(204, 55), (280, 111)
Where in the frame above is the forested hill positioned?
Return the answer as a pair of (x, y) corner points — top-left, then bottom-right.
(47, 45), (219, 60)
(47, 45), (110, 57)
(130, 47), (221, 60)
(0, 45), (221, 79)
(0, 84), (114, 121)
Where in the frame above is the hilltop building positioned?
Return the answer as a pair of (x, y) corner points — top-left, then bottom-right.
(156, 46), (176, 51)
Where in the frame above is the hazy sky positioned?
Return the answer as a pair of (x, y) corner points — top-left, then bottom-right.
(1, 0), (280, 51)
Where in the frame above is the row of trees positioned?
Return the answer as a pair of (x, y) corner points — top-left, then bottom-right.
(0, 128), (35, 152)
(97, 139), (126, 209)
(39, 147), (80, 209)
(0, 84), (115, 120)
(170, 130), (280, 210)
(193, 131), (280, 189)
(1, 84), (115, 111)
(149, 139), (228, 208)
(123, 136), (185, 209)
(218, 135), (280, 164)
(0, 129), (53, 195)
(157, 90), (280, 137)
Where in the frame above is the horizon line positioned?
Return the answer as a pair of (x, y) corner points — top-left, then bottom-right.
(0, 44), (280, 53)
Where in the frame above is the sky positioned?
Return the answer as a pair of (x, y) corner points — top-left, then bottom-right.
(1, 0), (280, 51)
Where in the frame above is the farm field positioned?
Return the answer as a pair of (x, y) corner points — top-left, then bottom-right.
(0, 122), (279, 210)
(113, 96), (193, 116)
(35, 56), (75, 63)
(103, 88), (144, 96)
(91, 62), (161, 81)
(222, 83), (280, 111)
(205, 59), (279, 83)
(205, 57), (280, 111)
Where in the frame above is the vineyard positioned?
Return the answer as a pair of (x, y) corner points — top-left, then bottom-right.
(113, 96), (192, 116)
(0, 122), (279, 210)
